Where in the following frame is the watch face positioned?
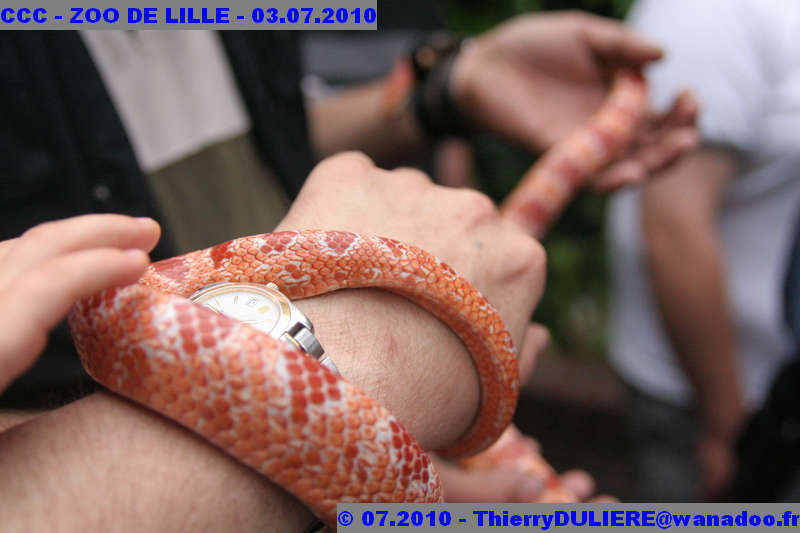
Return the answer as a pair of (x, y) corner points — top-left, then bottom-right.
(189, 283), (288, 335)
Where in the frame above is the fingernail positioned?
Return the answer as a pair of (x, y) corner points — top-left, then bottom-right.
(136, 216), (156, 226)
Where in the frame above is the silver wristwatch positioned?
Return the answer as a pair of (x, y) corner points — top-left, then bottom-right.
(188, 281), (339, 374)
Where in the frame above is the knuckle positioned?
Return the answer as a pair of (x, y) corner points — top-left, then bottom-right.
(455, 189), (498, 222)
(22, 220), (56, 241)
(508, 233), (547, 283)
(329, 150), (375, 171)
(562, 9), (586, 24)
(521, 237), (547, 275)
(308, 151), (376, 184)
(391, 167), (432, 185)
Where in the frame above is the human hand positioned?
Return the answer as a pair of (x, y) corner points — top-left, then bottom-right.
(431, 324), (614, 504)
(276, 152), (546, 450)
(435, 439), (617, 503)
(695, 392), (746, 500)
(450, 11), (698, 190)
(0, 215), (160, 393)
(431, 329), (548, 502)
(698, 429), (739, 501)
(454, 422), (618, 503)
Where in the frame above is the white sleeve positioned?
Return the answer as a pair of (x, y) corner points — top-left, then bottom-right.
(628, 0), (770, 153)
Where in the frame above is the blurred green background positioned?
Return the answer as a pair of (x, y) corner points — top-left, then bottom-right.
(444, 0), (634, 360)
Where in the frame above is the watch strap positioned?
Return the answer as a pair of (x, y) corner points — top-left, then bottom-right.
(411, 31), (473, 140)
(286, 323), (324, 358)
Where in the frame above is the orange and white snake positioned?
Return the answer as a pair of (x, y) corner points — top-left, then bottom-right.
(68, 69), (647, 527)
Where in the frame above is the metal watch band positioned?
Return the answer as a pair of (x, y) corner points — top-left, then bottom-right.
(283, 321), (340, 376)
(286, 322), (324, 358)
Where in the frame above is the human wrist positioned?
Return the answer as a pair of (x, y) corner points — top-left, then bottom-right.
(293, 288), (480, 451)
(409, 32), (474, 141)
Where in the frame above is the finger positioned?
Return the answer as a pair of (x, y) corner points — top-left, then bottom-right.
(3, 215), (160, 283)
(0, 248), (149, 391)
(591, 127), (698, 193)
(638, 127), (700, 171)
(22, 247), (150, 331)
(559, 469), (596, 501)
(525, 436), (542, 455)
(591, 91), (699, 193)
(578, 16), (663, 65)
(517, 433), (542, 456)
(518, 323), (550, 386)
(652, 90), (699, 132)
(637, 90), (699, 146)
(433, 457), (545, 503)
(590, 159), (647, 193)
(676, 90), (700, 125)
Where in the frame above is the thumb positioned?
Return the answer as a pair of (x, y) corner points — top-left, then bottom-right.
(579, 16), (663, 65)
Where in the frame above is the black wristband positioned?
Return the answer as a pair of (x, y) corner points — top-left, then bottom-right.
(411, 32), (473, 140)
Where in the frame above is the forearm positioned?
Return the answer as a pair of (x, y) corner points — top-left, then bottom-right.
(641, 150), (743, 435)
(308, 81), (428, 166)
(0, 393), (313, 533)
(0, 289), (479, 530)
(644, 218), (742, 430)
(0, 409), (38, 432)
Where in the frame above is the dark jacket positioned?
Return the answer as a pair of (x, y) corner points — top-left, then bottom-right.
(0, 31), (315, 405)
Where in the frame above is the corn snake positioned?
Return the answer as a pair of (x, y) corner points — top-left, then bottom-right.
(68, 69), (647, 526)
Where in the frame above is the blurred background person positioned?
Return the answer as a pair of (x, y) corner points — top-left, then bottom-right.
(302, 2), (478, 190)
(607, 0), (800, 500)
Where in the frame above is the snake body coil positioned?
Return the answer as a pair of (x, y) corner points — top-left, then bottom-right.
(69, 70), (648, 525)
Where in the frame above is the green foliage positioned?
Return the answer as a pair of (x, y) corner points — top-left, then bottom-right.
(447, 0), (633, 358)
